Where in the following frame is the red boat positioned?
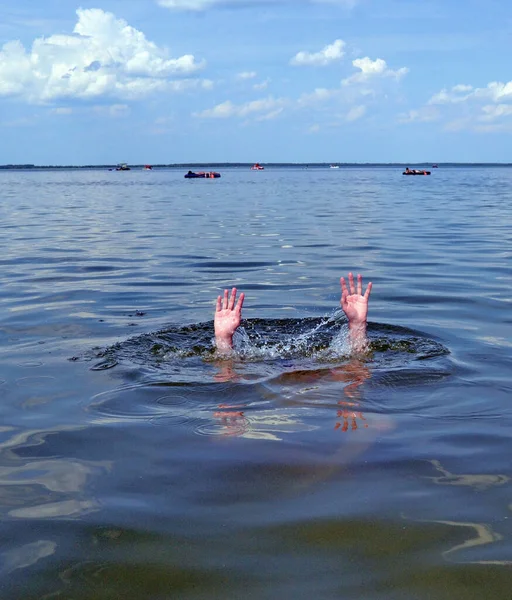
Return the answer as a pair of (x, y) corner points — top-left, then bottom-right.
(251, 163), (264, 170)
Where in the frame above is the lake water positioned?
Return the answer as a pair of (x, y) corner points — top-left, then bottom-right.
(0, 166), (511, 599)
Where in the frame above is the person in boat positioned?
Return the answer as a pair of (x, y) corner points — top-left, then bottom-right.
(214, 273), (372, 355)
(405, 167), (412, 174)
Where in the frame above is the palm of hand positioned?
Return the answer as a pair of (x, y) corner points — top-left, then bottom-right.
(340, 274), (372, 326)
(214, 309), (241, 338)
(342, 295), (368, 324)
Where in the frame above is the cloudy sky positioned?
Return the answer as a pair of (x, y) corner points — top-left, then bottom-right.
(0, 0), (510, 164)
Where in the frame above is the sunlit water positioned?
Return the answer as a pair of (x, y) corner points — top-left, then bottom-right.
(0, 166), (511, 599)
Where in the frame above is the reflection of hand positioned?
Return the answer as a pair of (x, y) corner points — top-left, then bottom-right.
(213, 360), (239, 383)
(335, 402), (368, 432)
(214, 288), (245, 353)
(213, 404), (247, 436)
(330, 360), (370, 384)
(331, 358), (370, 432)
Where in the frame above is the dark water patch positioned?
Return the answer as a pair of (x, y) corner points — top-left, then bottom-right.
(128, 281), (193, 288)
(384, 293), (477, 306)
(63, 265), (122, 273)
(0, 255), (87, 266)
(188, 260), (274, 269)
(295, 243), (334, 248)
(83, 317), (449, 376)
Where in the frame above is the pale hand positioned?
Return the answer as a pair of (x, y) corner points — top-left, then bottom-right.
(340, 272), (372, 326)
(214, 288), (245, 352)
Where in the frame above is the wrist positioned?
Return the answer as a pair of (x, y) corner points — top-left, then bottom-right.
(348, 320), (366, 333)
(215, 334), (233, 353)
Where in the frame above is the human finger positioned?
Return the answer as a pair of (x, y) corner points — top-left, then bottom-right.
(364, 281), (373, 300)
(216, 295), (222, 312)
(340, 276), (348, 296)
(357, 273), (362, 295)
(228, 287), (237, 310)
(348, 272), (355, 295)
(236, 292), (245, 312)
(341, 288), (348, 309)
(223, 289), (229, 310)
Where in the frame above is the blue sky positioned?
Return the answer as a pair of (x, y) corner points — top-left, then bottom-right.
(0, 0), (511, 164)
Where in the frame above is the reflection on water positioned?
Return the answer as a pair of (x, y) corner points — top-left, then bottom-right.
(433, 520), (510, 565)
(0, 425), (110, 521)
(427, 459), (509, 490)
(1, 540), (57, 576)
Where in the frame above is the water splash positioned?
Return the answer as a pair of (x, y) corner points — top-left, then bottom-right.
(80, 313), (449, 382)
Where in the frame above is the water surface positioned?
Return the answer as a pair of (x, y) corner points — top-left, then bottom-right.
(0, 166), (511, 599)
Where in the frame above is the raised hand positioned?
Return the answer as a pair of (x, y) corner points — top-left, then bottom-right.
(214, 287), (245, 353)
(340, 273), (372, 352)
(340, 272), (372, 324)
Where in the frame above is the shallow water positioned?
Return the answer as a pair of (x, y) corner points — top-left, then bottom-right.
(0, 166), (511, 599)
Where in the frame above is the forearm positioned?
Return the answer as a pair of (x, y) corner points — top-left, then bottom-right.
(348, 321), (368, 353)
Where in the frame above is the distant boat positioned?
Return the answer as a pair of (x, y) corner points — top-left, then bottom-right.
(251, 163), (264, 170)
(432, 164), (439, 168)
(116, 163), (130, 171)
(184, 171), (221, 179)
(403, 169), (431, 176)
(143, 165), (153, 170)
(330, 164), (340, 169)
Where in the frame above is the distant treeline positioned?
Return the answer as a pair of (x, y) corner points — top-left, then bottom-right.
(1, 163), (512, 170)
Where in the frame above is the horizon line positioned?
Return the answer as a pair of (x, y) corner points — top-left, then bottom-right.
(2, 162), (512, 169)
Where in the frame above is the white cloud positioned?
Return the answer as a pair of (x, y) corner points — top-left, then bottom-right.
(168, 79), (213, 92)
(398, 106), (440, 123)
(407, 79), (512, 133)
(158, 0), (358, 11)
(236, 71), (257, 80)
(50, 104), (131, 117)
(0, 8), (206, 104)
(452, 84), (473, 93)
(291, 39), (346, 67)
(480, 104), (512, 121)
(194, 96), (287, 119)
(343, 57), (408, 85)
(253, 78), (271, 91)
(297, 88), (335, 107)
(195, 100), (235, 118)
(428, 85), (474, 105)
(255, 108), (284, 121)
(346, 105), (366, 121)
(429, 81), (512, 105)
